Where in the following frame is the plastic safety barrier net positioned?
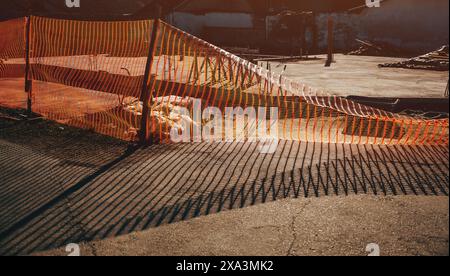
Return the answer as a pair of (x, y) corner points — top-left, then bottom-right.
(0, 16), (448, 146)
(29, 16), (154, 140)
(0, 18), (27, 109)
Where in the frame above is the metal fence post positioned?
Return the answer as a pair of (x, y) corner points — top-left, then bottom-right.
(325, 16), (334, 67)
(25, 16), (32, 116)
(139, 7), (162, 144)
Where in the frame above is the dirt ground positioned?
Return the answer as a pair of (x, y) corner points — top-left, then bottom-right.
(0, 111), (448, 256)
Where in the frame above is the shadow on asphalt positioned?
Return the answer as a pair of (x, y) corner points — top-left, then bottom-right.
(0, 118), (448, 255)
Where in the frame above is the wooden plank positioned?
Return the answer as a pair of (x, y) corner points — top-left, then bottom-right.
(140, 15), (161, 144)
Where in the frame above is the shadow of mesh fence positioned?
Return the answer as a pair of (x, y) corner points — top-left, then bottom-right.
(0, 18), (27, 109)
(0, 17), (449, 145)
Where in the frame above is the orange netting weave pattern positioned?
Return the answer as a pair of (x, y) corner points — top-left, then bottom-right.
(0, 18), (27, 109)
(29, 16), (154, 140)
(0, 16), (448, 146)
(140, 21), (449, 145)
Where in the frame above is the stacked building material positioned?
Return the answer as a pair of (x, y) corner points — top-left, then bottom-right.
(379, 45), (449, 71)
(347, 39), (409, 57)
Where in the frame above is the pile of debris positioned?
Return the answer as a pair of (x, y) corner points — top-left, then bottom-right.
(347, 39), (410, 57)
(379, 45), (449, 71)
(122, 96), (199, 142)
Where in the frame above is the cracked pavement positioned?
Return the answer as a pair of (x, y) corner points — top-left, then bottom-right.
(37, 195), (449, 256)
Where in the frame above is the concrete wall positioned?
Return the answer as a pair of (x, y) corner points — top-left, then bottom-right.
(316, 0), (449, 54)
(168, 12), (254, 36)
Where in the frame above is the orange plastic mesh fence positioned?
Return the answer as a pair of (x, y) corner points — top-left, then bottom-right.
(0, 16), (448, 146)
(0, 18), (27, 109)
(29, 16), (154, 140)
(140, 21), (449, 145)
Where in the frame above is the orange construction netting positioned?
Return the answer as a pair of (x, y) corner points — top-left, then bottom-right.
(0, 17), (27, 109)
(0, 16), (448, 146)
(28, 16), (154, 140)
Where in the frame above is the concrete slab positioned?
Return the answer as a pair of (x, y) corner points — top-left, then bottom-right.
(266, 54), (449, 98)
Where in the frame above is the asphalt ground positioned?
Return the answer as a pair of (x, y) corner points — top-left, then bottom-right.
(0, 112), (448, 255)
(38, 195), (449, 256)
